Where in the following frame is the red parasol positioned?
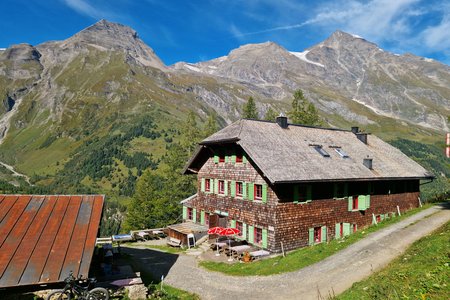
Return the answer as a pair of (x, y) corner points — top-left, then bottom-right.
(207, 226), (224, 256)
(207, 226), (224, 235)
(220, 227), (240, 236)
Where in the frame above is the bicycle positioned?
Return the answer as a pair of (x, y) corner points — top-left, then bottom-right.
(46, 271), (109, 300)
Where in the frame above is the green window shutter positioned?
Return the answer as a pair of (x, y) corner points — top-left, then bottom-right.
(231, 155), (236, 163)
(230, 181), (236, 197)
(333, 183), (338, 198)
(213, 155), (219, 164)
(201, 178), (205, 192)
(306, 185), (312, 201)
(348, 196), (353, 211)
(366, 195), (370, 208)
(225, 155), (229, 163)
(242, 223), (247, 239)
(262, 184), (268, 203)
(380, 214), (385, 221)
(182, 206), (187, 220)
(193, 208), (197, 223)
(344, 183), (348, 197)
(242, 182), (247, 199)
(248, 183), (254, 201)
(214, 179), (219, 194)
(335, 223), (341, 239)
(321, 226), (327, 243)
(343, 223), (350, 236)
(243, 155), (248, 164)
(230, 219), (236, 228)
(358, 195), (366, 210)
(308, 228), (314, 246)
(248, 226), (254, 244)
(293, 185), (299, 204)
(262, 229), (268, 248)
(224, 180), (228, 196)
(200, 210), (205, 225)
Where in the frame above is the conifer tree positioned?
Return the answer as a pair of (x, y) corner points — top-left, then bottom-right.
(264, 107), (278, 121)
(242, 96), (258, 119)
(203, 113), (218, 137)
(287, 89), (322, 126)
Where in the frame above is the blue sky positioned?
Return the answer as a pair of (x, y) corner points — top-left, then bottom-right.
(1, 0), (449, 65)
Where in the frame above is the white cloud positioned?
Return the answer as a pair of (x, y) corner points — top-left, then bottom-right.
(421, 16), (450, 51)
(62, 0), (117, 20)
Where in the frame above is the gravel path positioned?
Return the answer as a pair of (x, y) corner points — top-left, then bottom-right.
(123, 204), (450, 300)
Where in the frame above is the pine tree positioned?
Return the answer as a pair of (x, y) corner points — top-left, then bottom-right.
(180, 111), (201, 156)
(287, 89), (322, 126)
(242, 96), (258, 119)
(264, 107), (278, 121)
(203, 113), (218, 137)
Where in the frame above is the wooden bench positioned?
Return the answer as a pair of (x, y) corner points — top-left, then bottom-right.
(166, 237), (182, 247)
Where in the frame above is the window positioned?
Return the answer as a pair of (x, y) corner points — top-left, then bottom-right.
(236, 182), (243, 197)
(334, 148), (349, 158)
(314, 227), (321, 243)
(205, 179), (211, 192)
(376, 215), (381, 223)
(187, 207), (193, 220)
(352, 224), (357, 233)
(219, 153), (225, 163)
(254, 227), (262, 244)
(236, 154), (243, 163)
(352, 196), (358, 211)
(340, 223), (343, 237)
(218, 180), (225, 194)
(236, 221), (243, 236)
(314, 145), (330, 157)
(254, 184), (263, 200)
(205, 213), (210, 226)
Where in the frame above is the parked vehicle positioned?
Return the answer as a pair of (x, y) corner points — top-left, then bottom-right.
(46, 271), (109, 300)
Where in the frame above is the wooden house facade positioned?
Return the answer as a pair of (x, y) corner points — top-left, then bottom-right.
(182, 117), (433, 252)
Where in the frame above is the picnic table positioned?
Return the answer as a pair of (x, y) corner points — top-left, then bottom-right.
(227, 245), (252, 258)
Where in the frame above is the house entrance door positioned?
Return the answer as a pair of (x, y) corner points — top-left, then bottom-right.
(209, 214), (219, 228)
(218, 216), (227, 228)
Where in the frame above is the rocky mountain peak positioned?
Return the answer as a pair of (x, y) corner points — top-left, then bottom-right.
(318, 30), (380, 51)
(0, 44), (41, 62)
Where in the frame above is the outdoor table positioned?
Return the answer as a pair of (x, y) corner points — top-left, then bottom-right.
(228, 245), (251, 257)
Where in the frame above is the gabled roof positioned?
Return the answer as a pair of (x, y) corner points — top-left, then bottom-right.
(186, 119), (433, 183)
(0, 195), (104, 288)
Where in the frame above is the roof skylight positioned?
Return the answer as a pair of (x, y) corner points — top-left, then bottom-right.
(334, 148), (349, 158)
(313, 145), (330, 157)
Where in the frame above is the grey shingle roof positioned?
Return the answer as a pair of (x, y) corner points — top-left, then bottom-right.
(200, 119), (433, 183)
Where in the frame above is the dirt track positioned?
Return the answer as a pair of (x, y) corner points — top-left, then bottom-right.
(124, 204), (450, 300)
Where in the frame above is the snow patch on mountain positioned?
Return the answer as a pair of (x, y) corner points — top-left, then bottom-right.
(290, 50), (325, 68)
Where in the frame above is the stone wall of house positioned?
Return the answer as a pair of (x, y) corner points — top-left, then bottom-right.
(273, 191), (420, 252)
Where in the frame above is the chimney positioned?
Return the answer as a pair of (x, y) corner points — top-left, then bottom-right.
(351, 126), (359, 134)
(276, 114), (288, 129)
(363, 157), (373, 169)
(356, 133), (368, 144)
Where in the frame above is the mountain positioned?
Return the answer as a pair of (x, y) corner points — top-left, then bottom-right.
(175, 30), (450, 132)
(0, 20), (448, 197)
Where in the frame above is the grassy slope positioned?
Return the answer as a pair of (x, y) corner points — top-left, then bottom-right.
(337, 220), (450, 300)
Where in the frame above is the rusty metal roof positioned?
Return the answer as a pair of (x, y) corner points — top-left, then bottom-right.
(0, 195), (104, 288)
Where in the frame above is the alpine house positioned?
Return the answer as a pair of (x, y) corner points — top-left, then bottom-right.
(182, 116), (433, 252)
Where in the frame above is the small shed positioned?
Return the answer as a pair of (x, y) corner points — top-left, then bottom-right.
(167, 222), (207, 246)
(0, 194), (104, 289)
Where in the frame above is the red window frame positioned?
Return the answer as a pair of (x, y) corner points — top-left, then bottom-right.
(187, 207), (193, 220)
(218, 180), (225, 194)
(352, 224), (357, 233)
(219, 153), (225, 163)
(352, 196), (358, 210)
(205, 179), (211, 192)
(340, 223), (344, 237)
(254, 227), (262, 244)
(376, 215), (381, 222)
(236, 221), (243, 236)
(314, 227), (321, 243)
(254, 184), (263, 200)
(205, 213), (210, 226)
(236, 182), (243, 197)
